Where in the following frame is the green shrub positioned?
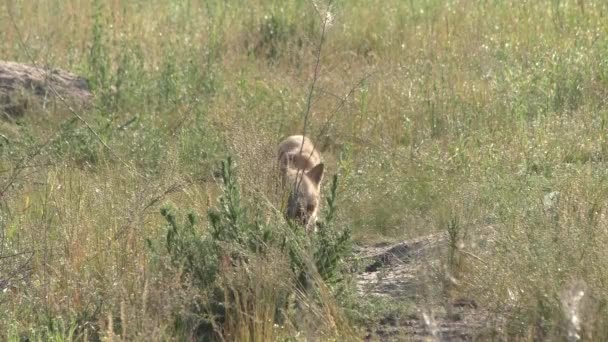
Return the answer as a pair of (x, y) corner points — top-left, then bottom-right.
(148, 156), (352, 339)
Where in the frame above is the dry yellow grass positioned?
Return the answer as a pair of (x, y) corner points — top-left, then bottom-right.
(1, 0), (608, 340)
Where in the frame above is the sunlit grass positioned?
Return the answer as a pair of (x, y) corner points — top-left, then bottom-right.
(1, 0), (608, 339)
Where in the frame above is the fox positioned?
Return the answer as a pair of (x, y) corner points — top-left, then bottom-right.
(278, 135), (325, 231)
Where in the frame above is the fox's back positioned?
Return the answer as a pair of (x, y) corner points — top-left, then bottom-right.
(278, 135), (321, 171)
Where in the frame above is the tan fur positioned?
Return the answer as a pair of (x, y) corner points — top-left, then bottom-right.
(278, 135), (324, 231)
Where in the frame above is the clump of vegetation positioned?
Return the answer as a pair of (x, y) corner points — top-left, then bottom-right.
(148, 156), (352, 340)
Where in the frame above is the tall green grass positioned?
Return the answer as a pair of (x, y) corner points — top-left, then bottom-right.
(1, 0), (608, 339)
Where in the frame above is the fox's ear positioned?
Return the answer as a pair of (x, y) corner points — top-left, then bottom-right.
(306, 163), (324, 186)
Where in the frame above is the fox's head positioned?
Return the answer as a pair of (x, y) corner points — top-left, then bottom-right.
(285, 163), (324, 230)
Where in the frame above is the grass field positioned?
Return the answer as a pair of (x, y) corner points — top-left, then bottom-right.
(2, 0), (608, 340)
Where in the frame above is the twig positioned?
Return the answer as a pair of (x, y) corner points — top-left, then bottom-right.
(460, 249), (487, 265)
(0, 162), (60, 174)
(300, 0), (333, 143)
(316, 70), (377, 143)
(0, 250), (35, 260)
(111, 181), (185, 242)
(295, 0), (334, 191)
(0, 133), (53, 198)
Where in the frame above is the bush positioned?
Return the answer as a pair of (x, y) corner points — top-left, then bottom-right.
(148, 156), (352, 339)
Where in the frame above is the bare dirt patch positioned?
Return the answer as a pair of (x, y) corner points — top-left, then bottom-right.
(356, 233), (499, 341)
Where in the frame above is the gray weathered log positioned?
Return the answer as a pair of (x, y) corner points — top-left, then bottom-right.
(0, 60), (92, 117)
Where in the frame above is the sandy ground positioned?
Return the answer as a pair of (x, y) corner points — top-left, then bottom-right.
(356, 233), (500, 341)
